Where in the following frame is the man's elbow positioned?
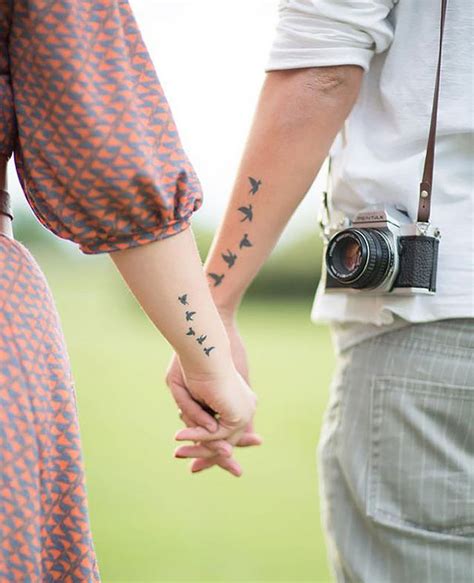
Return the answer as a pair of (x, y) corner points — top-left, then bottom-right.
(299, 65), (363, 96)
(263, 65), (363, 133)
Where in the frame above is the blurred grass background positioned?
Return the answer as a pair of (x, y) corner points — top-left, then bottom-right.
(17, 213), (335, 583)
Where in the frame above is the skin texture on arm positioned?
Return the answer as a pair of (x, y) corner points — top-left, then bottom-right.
(171, 65), (363, 473)
(109, 227), (257, 455)
(206, 66), (363, 316)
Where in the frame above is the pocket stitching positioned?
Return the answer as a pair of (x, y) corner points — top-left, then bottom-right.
(368, 376), (474, 535)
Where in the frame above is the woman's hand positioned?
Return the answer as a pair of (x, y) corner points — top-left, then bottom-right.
(167, 322), (262, 476)
(175, 365), (256, 441)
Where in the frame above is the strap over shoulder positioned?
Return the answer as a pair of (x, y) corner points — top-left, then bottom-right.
(417, 0), (448, 224)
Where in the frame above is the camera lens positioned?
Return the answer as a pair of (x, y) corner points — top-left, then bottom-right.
(326, 229), (392, 289)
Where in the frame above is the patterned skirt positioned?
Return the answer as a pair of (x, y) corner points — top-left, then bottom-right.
(0, 235), (99, 581)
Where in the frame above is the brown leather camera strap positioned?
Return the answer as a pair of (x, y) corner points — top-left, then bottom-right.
(417, 0), (448, 224)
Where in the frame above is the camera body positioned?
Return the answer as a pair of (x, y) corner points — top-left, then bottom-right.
(323, 206), (440, 295)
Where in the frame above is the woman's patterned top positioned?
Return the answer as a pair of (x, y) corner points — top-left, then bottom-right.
(1, 0), (203, 254)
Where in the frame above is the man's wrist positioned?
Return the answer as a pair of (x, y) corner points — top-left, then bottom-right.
(214, 301), (239, 327)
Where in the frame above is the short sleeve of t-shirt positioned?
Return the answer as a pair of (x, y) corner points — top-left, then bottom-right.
(267, 0), (396, 72)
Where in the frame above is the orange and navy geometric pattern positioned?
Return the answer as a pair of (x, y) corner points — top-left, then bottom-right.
(3, 0), (202, 254)
(0, 235), (100, 581)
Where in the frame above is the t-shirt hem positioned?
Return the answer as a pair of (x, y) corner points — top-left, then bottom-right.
(266, 48), (372, 73)
(312, 302), (474, 353)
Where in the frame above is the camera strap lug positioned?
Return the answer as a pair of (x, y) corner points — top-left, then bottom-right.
(416, 222), (430, 236)
(416, 222), (442, 239)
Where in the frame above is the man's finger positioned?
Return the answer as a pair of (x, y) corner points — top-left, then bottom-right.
(177, 416), (231, 457)
(236, 432), (263, 447)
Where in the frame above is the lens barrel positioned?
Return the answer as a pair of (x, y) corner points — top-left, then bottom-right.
(326, 228), (392, 289)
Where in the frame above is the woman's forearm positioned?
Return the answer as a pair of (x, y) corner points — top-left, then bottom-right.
(204, 66), (363, 317)
(110, 227), (233, 378)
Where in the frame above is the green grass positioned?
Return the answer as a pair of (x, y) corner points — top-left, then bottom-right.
(43, 256), (335, 583)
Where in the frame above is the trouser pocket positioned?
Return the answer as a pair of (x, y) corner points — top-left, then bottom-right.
(367, 376), (474, 536)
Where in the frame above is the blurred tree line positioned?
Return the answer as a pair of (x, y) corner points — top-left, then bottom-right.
(13, 209), (324, 300)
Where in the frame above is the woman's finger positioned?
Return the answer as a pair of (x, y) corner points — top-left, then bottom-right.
(168, 378), (218, 433)
(191, 456), (243, 477)
(180, 412), (194, 427)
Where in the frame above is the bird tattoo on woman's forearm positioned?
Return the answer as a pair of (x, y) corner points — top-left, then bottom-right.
(178, 294), (188, 305)
(179, 295), (216, 358)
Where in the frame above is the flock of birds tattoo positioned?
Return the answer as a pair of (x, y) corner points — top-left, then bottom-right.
(178, 294), (215, 357)
(207, 176), (262, 288)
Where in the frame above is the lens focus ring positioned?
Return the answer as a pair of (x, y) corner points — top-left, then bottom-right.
(326, 228), (392, 289)
(351, 229), (390, 289)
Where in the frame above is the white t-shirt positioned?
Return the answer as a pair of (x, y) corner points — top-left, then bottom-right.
(267, 0), (474, 333)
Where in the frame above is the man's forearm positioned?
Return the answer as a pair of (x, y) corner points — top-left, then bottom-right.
(205, 66), (363, 316)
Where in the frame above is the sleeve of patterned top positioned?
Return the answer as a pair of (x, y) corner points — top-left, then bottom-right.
(267, 0), (395, 73)
(0, 3), (16, 160)
(7, 0), (202, 254)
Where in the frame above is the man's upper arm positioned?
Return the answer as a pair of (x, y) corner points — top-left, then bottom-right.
(267, 0), (395, 73)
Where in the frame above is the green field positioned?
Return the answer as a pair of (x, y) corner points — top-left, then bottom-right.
(44, 256), (335, 583)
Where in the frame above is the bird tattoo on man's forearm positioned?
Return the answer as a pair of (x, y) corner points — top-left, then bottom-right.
(238, 204), (253, 223)
(206, 176), (261, 293)
(196, 334), (207, 345)
(239, 233), (253, 249)
(186, 327), (195, 336)
(221, 249), (237, 268)
(204, 346), (215, 357)
(248, 176), (262, 195)
(208, 272), (224, 287)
